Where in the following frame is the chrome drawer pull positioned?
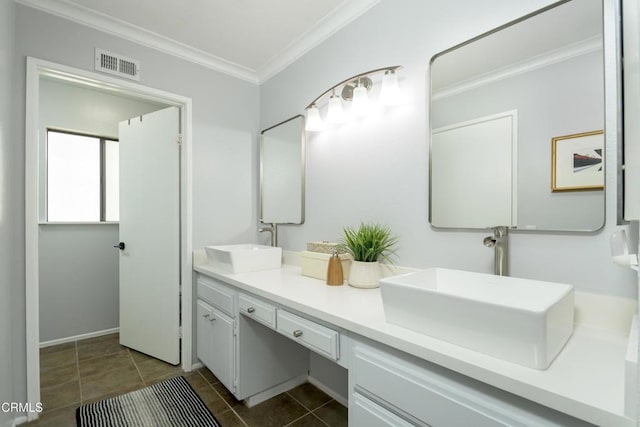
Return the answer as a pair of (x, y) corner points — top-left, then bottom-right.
(247, 307), (256, 314)
(203, 314), (210, 319)
(293, 330), (303, 338)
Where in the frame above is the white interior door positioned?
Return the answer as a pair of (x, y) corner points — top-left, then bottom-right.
(118, 106), (180, 365)
(431, 111), (518, 228)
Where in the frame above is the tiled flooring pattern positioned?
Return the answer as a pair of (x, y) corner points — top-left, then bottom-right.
(28, 333), (348, 426)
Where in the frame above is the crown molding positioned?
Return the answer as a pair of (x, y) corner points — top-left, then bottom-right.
(16, 0), (381, 85)
(257, 0), (382, 82)
(16, 0), (260, 83)
(432, 36), (603, 101)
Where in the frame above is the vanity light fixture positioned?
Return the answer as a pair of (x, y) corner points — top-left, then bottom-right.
(380, 69), (401, 106)
(305, 103), (325, 132)
(304, 65), (402, 132)
(326, 90), (345, 124)
(350, 79), (370, 117)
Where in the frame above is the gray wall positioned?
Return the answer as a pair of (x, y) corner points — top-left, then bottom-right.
(12, 3), (260, 409)
(39, 226), (120, 342)
(0, 0), (16, 425)
(38, 78), (164, 343)
(309, 352), (348, 402)
(260, 0), (637, 298)
(432, 51), (605, 231)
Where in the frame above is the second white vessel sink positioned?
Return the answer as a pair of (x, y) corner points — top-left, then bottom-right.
(379, 268), (574, 369)
(205, 244), (282, 274)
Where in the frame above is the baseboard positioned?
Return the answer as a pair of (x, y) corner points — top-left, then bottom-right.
(39, 327), (119, 348)
(12, 415), (27, 426)
(244, 373), (308, 408)
(191, 362), (204, 370)
(308, 375), (348, 407)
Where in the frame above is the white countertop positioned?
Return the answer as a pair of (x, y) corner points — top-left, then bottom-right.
(194, 261), (635, 427)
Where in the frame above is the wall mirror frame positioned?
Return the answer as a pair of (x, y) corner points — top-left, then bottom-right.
(429, 0), (605, 232)
(260, 114), (306, 225)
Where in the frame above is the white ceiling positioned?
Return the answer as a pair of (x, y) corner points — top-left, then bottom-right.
(17, 0), (381, 83)
(432, 0), (603, 92)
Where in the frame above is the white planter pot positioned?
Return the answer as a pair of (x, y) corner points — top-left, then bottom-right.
(348, 261), (381, 288)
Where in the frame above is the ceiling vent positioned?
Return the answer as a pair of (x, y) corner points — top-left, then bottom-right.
(95, 48), (140, 81)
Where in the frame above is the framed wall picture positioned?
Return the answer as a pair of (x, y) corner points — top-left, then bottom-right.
(551, 130), (604, 192)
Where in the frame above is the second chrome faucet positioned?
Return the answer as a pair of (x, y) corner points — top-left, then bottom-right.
(259, 222), (278, 247)
(483, 226), (509, 276)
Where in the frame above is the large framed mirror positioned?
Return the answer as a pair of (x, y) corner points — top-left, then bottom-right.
(429, 0), (604, 232)
(260, 115), (306, 224)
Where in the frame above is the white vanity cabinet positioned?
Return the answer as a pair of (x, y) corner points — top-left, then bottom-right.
(350, 344), (594, 427)
(196, 300), (215, 369)
(196, 300), (235, 392)
(193, 262), (634, 426)
(235, 293), (310, 402)
(196, 274), (309, 404)
(209, 309), (235, 391)
(196, 276), (237, 393)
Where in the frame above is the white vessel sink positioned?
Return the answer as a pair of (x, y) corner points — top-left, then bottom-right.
(205, 244), (282, 273)
(379, 268), (574, 369)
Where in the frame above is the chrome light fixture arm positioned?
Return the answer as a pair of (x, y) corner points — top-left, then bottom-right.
(304, 65), (402, 110)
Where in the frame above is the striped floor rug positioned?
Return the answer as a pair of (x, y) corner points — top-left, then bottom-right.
(76, 376), (221, 427)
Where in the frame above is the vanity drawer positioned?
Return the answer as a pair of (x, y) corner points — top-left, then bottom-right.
(238, 293), (276, 329)
(197, 276), (235, 317)
(276, 310), (339, 360)
(351, 393), (414, 427)
(351, 344), (582, 427)
(353, 345), (505, 426)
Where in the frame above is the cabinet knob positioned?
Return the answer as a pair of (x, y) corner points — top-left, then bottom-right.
(202, 314), (210, 319)
(247, 307), (255, 314)
(293, 330), (303, 338)
(210, 317), (216, 322)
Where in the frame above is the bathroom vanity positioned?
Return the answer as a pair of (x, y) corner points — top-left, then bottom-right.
(194, 252), (635, 427)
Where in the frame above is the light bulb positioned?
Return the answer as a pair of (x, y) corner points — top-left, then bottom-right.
(326, 93), (345, 124)
(351, 83), (370, 117)
(380, 69), (401, 106)
(305, 104), (324, 132)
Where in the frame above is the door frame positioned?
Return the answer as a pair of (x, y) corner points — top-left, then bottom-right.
(25, 57), (193, 420)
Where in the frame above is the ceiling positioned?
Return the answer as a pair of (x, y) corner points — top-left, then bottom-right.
(432, 0), (603, 93)
(17, 0), (381, 83)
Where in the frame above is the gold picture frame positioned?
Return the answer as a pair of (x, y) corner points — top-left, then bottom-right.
(551, 130), (604, 192)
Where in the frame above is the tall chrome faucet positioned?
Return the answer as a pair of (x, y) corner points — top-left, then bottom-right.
(259, 222), (278, 247)
(483, 226), (509, 276)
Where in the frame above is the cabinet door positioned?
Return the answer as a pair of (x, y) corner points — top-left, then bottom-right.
(211, 308), (235, 393)
(196, 300), (214, 368)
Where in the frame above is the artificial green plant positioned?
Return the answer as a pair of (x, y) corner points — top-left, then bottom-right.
(342, 222), (398, 264)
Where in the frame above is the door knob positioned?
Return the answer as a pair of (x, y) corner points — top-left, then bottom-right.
(114, 242), (125, 250)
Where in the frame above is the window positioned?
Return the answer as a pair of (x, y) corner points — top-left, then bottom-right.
(46, 130), (119, 222)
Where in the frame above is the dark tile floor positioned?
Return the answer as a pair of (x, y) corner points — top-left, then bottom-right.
(28, 333), (348, 426)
